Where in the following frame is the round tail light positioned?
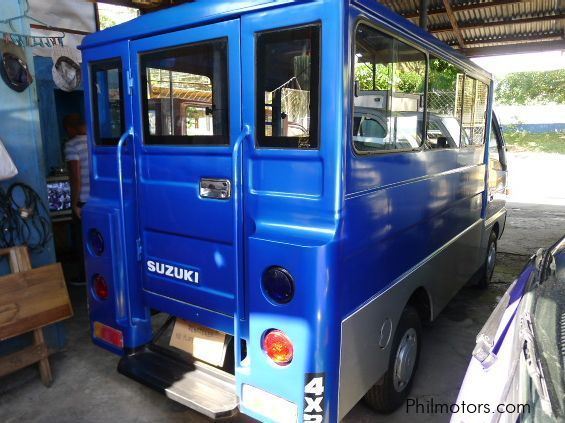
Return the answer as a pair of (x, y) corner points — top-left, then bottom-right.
(262, 267), (295, 304)
(88, 229), (104, 256)
(93, 274), (109, 300)
(263, 329), (294, 366)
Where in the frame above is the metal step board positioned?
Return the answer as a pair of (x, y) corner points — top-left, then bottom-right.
(118, 346), (239, 419)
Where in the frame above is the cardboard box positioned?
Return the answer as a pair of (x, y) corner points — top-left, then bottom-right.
(170, 318), (227, 367)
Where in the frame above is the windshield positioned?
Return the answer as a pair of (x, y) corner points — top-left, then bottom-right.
(529, 236), (565, 419)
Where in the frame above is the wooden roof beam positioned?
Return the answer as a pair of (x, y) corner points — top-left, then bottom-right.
(442, 0), (465, 48)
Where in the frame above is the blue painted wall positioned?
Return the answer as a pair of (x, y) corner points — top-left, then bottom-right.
(0, 0), (64, 353)
(0, 1), (55, 268)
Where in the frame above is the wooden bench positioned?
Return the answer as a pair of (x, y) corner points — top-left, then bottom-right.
(0, 246), (73, 386)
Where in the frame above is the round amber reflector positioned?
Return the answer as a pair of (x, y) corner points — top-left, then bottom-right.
(263, 329), (294, 366)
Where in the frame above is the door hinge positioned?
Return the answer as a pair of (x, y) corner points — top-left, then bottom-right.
(136, 238), (142, 261)
(127, 69), (134, 96)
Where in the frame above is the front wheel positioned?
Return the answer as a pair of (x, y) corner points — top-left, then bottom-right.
(364, 305), (422, 413)
(478, 230), (497, 289)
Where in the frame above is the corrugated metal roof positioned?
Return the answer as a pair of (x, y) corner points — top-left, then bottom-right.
(111, 0), (565, 56)
(378, 0), (565, 56)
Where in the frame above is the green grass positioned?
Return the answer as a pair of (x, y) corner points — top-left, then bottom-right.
(503, 131), (565, 154)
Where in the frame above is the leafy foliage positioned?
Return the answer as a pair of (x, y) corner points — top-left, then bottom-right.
(98, 14), (116, 31)
(354, 58), (461, 93)
(428, 59), (460, 91)
(355, 63), (389, 91)
(396, 68), (424, 93)
(495, 70), (565, 105)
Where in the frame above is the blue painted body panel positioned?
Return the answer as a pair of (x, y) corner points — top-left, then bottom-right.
(129, 19), (242, 321)
(80, 0), (500, 421)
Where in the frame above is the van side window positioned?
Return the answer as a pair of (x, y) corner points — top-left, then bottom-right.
(353, 24), (426, 153)
(426, 57), (465, 149)
(91, 59), (125, 146)
(140, 38), (229, 146)
(462, 77), (489, 145)
(256, 25), (320, 149)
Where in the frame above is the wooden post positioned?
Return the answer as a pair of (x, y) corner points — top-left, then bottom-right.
(33, 328), (53, 386)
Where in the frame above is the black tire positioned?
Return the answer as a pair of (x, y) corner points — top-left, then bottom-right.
(364, 305), (422, 413)
(477, 230), (497, 289)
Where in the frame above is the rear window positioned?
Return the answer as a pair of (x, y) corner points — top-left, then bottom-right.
(256, 25), (320, 149)
(91, 59), (125, 146)
(140, 38), (229, 146)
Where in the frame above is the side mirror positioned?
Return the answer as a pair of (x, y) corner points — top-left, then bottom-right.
(354, 80), (360, 97)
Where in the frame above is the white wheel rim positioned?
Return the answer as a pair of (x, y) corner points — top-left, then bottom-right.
(393, 327), (418, 392)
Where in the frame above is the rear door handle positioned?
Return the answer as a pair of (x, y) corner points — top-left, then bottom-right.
(200, 178), (231, 199)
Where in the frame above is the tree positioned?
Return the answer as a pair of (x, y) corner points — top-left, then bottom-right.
(98, 14), (117, 31)
(495, 70), (565, 105)
(428, 59), (460, 91)
(354, 59), (458, 93)
(355, 62), (425, 92)
(355, 63), (390, 91)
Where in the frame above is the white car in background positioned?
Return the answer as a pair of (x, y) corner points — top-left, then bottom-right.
(353, 109), (471, 151)
(452, 236), (565, 423)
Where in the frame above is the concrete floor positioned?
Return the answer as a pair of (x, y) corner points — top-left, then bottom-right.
(1, 201), (563, 423)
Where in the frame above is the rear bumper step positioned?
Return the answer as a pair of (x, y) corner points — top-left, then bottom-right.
(118, 346), (239, 419)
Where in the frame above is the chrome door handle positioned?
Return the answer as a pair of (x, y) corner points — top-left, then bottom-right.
(200, 178), (231, 199)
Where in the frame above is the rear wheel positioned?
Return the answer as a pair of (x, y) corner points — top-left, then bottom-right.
(364, 306), (421, 413)
(478, 230), (497, 289)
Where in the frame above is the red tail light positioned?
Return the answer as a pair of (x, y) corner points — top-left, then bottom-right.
(263, 329), (294, 366)
(93, 274), (109, 300)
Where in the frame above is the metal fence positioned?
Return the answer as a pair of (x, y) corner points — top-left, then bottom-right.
(427, 91), (457, 115)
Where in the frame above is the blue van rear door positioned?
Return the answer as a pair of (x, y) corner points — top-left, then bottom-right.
(129, 20), (242, 320)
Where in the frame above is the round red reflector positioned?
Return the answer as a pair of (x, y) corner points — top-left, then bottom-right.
(93, 274), (109, 300)
(263, 329), (294, 365)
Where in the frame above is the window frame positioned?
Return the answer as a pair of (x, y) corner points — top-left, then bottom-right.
(459, 75), (490, 148)
(351, 19), (429, 157)
(255, 23), (322, 150)
(90, 58), (126, 147)
(489, 114), (508, 170)
(139, 37), (230, 147)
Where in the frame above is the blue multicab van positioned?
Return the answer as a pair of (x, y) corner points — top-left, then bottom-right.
(80, 0), (508, 421)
